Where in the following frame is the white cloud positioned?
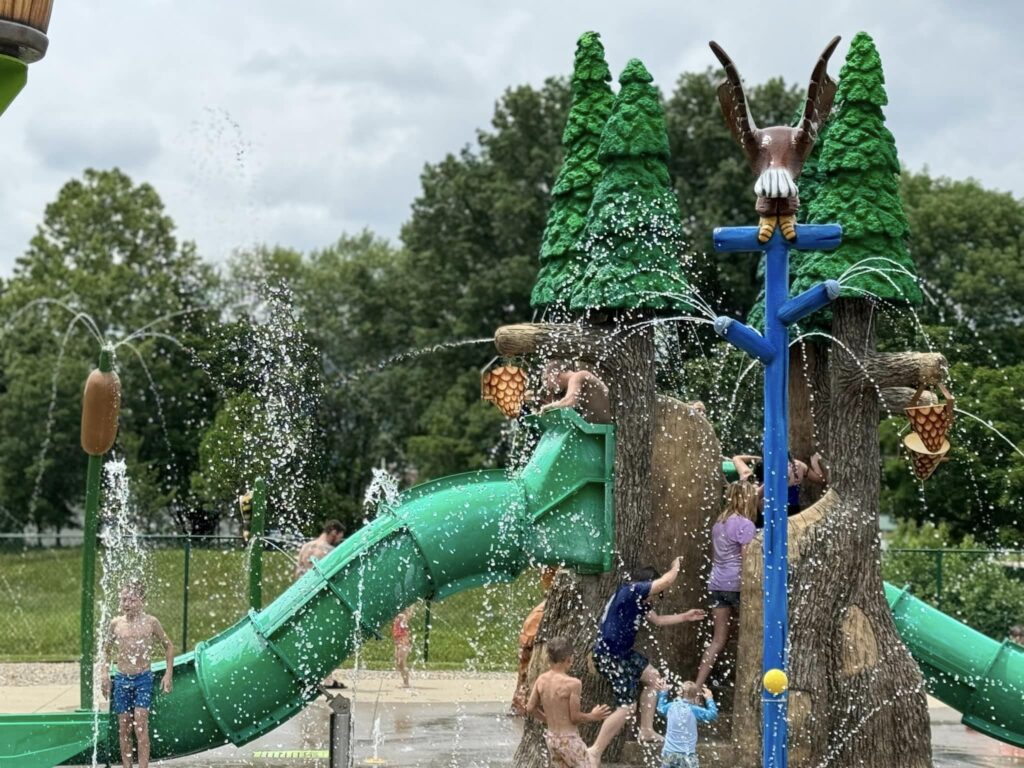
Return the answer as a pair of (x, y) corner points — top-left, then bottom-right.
(0, 0), (1020, 276)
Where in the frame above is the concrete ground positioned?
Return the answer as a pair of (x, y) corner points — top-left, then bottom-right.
(1, 666), (1021, 766)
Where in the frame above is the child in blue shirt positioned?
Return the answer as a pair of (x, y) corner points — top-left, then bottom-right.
(656, 681), (717, 768)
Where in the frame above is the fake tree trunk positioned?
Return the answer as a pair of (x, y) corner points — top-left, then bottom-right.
(733, 300), (939, 768)
(503, 317), (658, 767)
(513, 396), (721, 768)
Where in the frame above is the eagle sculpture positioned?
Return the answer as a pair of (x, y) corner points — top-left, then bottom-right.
(710, 36), (841, 243)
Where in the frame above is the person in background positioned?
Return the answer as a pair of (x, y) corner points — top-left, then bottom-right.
(656, 681), (718, 768)
(526, 636), (611, 768)
(393, 606), (415, 688)
(295, 519), (346, 687)
(694, 481), (759, 689)
(732, 452), (826, 522)
(294, 519), (346, 579)
(1009, 624), (1024, 647)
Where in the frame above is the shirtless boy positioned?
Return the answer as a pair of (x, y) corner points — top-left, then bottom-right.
(527, 636), (611, 768)
(101, 580), (173, 768)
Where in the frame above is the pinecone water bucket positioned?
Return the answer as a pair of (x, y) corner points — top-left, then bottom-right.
(905, 382), (955, 453)
(481, 364), (527, 419)
(903, 433), (950, 481)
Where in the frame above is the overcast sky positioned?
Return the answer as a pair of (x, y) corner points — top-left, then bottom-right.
(1, 0), (1021, 275)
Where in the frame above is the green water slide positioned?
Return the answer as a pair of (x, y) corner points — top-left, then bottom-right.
(0, 409), (615, 767)
(885, 582), (1024, 748)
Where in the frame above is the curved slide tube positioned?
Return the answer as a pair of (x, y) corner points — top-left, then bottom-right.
(0, 409), (615, 767)
(885, 582), (1024, 748)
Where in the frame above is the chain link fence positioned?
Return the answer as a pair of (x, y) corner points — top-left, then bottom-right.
(0, 533), (545, 670)
(7, 534), (1016, 668)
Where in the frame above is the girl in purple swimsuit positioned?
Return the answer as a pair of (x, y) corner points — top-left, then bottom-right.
(694, 481), (759, 689)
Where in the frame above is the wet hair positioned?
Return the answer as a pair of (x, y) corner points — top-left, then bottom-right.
(675, 680), (700, 702)
(323, 519), (345, 535)
(546, 636), (574, 664)
(1010, 624), (1024, 643)
(718, 481), (759, 523)
(121, 579), (146, 599)
(632, 566), (660, 583)
(541, 360), (575, 393)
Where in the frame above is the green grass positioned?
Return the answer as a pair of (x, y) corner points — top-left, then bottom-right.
(0, 546), (542, 670)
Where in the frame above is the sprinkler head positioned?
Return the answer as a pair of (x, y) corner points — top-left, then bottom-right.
(713, 316), (734, 337)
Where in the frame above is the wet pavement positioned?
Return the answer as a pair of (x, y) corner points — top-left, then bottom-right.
(152, 697), (1024, 768)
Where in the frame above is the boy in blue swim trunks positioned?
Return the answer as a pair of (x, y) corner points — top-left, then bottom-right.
(101, 580), (173, 768)
(587, 558), (705, 768)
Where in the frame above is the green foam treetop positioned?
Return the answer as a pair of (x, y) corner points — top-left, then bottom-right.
(570, 58), (690, 311)
(791, 31), (922, 309)
(532, 31), (615, 309)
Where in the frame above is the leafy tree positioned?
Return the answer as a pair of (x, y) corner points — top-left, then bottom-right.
(570, 59), (689, 311)
(899, 171), (1024, 364)
(0, 168), (217, 532)
(793, 32), (922, 310)
(532, 31), (614, 310)
(190, 255), (325, 534)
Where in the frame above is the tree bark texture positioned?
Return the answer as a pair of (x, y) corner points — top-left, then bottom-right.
(511, 315), (654, 767)
(789, 342), (830, 507)
(732, 299), (935, 768)
(513, 393), (721, 768)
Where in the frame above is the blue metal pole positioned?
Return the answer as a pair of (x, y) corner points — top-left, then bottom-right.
(712, 224), (841, 768)
(762, 232), (790, 768)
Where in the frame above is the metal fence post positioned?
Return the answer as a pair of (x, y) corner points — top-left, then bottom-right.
(934, 550), (943, 611)
(423, 600), (431, 664)
(328, 694), (353, 768)
(181, 535), (191, 651)
(249, 477), (267, 610)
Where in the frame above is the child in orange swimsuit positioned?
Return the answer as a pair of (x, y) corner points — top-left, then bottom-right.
(392, 607), (414, 688)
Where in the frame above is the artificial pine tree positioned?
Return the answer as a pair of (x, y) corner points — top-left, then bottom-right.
(570, 58), (690, 311)
(792, 31), (921, 306)
(531, 31), (615, 310)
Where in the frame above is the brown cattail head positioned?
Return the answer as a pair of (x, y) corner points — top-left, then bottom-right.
(81, 368), (121, 455)
(0, 1), (54, 32)
(481, 365), (527, 419)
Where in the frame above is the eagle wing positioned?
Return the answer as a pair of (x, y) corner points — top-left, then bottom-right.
(795, 36), (841, 163)
(709, 41), (761, 173)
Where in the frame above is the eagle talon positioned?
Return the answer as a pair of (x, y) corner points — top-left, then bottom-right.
(779, 215), (797, 241)
(758, 217), (777, 243)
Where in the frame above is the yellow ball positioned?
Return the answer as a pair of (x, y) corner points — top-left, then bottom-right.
(763, 668), (788, 695)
